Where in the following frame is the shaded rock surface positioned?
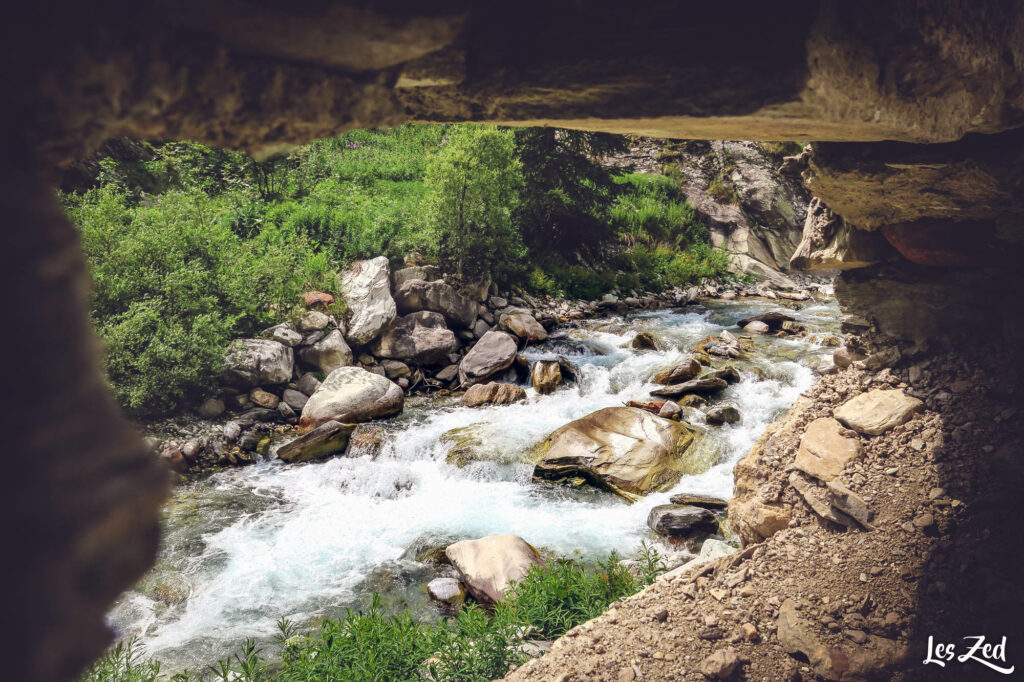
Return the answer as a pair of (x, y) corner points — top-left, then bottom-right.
(300, 366), (404, 427)
(340, 256), (396, 345)
(371, 311), (459, 365)
(458, 330), (517, 386)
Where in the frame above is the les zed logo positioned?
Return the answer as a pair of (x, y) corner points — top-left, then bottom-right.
(924, 635), (1014, 675)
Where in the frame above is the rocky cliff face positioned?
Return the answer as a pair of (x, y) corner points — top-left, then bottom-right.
(605, 139), (811, 284)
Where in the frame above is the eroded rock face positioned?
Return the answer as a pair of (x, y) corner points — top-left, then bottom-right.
(790, 197), (893, 271)
(371, 311), (459, 366)
(445, 534), (543, 604)
(223, 339), (294, 388)
(300, 366), (404, 427)
(394, 278), (476, 329)
(340, 257), (396, 346)
(532, 407), (701, 501)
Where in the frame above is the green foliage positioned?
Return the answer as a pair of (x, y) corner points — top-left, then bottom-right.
(758, 141), (803, 158)
(706, 176), (740, 205)
(82, 548), (666, 682)
(610, 173), (705, 248)
(424, 126), (525, 282)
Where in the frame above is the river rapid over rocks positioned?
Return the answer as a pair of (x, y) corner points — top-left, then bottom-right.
(109, 297), (840, 670)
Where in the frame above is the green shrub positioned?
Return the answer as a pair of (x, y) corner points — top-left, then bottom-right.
(80, 637), (162, 682)
(550, 265), (616, 300)
(610, 173), (704, 247)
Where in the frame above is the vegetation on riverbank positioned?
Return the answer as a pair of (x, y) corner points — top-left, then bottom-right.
(82, 547), (666, 682)
(63, 124), (731, 415)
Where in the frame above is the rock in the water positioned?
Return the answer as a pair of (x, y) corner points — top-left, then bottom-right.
(531, 360), (562, 394)
(198, 397), (225, 418)
(461, 382), (527, 407)
(300, 366), (404, 427)
(626, 399), (666, 414)
(653, 358), (701, 384)
(296, 310), (330, 332)
(669, 492), (728, 509)
(833, 389), (923, 436)
(347, 423), (385, 458)
(298, 329), (353, 375)
(426, 577), (466, 608)
(647, 504), (717, 537)
(277, 420), (357, 463)
(249, 387), (279, 409)
(650, 376), (728, 398)
(794, 417), (862, 481)
(736, 311), (795, 331)
(499, 311), (548, 342)
(458, 330), (517, 386)
(223, 339), (294, 388)
(710, 366), (741, 384)
(371, 311), (459, 366)
(444, 534), (543, 604)
(658, 400), (682, 419)
(705, 405), (741, 424)
(631, 331), (658, 350)
(700, 647), (743, 680)
(394, 278), (476, 329)
(435, 364), (460, 383)
(532, 407), (701, 500)
(341, 256), (397, 345)
(743, 320), (770, 334)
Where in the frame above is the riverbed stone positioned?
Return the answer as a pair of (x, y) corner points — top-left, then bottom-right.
(653, 358), (701, 384)
(658, 400), (682, 419)
(736, 311), (795, 331)
(300, 366), (404, 427)
(296, 310), (330, 332)
(298, 329), (353, 375)
(458, 330), (518, 386)
(531, 360), (562, 394)
(341, 256), (397, 345)
(427, 577), (466, 608)
(347, 423), (386, 458)
(249, 387), (279, 409)
(743, 320), (770, 334)
(631, 331), (658, 350)
(371, 311), (459, 366)
(277, 420), (357, 463)
(445, 534), (544, 604)
(650, 376), (728, 398)
(461, 382), (527, 408)
(834, 389), (924, 436)
(394, 278), (476, 329)
(669, 492), (728, 509)
(705, 404), (741, 425)
(499, 311), (548, 343)
(532, 407), (702, 500)
(647, 504), (717, 537)
(380, 359), (411, 380)
(282, 388), (308, 412)
(295, 372), (321, 397)
(223, 339), (294, 388)
(795, 417), (863, 481)
(198, 397), (225, 419)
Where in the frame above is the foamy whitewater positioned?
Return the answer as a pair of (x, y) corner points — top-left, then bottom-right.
(109, 298), (839, 669)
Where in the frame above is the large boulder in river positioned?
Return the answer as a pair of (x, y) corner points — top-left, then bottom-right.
(277, 420), (357, 463)
(650, 376), (728, 398)
(340, 256), (396, 345)
(300, 366), (404, 427)
(499, 311), (548, 342)
(736, 311), (795, 332)
(223, 339), (294, 388)
(647, 504), (717, 537)
(445, 534), (544, 604)
(653, 358), (701, 384)
(531, 360), (562, 394)
(532, 407), (701, 501)
(461, 382), (527, 407)
(371, 311), (459, 366)
(298, 329), (353, 375)
(394, 278), (476, 329)
(458, 330), (517, 386)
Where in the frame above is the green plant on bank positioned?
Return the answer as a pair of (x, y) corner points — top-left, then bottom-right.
(82, 548), (667, 682)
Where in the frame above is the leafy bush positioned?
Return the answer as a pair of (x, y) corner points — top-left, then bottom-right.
(610, 173), (704, 247)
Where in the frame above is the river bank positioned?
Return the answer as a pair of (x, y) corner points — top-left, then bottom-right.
(111, 289), (840, 672)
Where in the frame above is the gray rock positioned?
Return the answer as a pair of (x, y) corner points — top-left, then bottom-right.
(223, 421), (241, 441)
(380, 359), (411, 380)
(435, 364), (460, 383)
(341, 256), (397, 345)
(658, 400), (682, 419)
(295, 372), (321, 396)
(277, 420), (357, 463)
(458, 330), (518, 386)
(427, 577), (465, 608)
(300, 330), (325, 347)
(392, 264), (441, 289)
(298, 329), (353, 375)
(669, 492), (728, 509)
(647, 504), (717, 537)
(705, 405), (741, 424)
(300, 366), (404, 427)
(650, 376), (728, 398)
(223, 339), (294, 388)
(282, 388), (309, 411)
(488, 296), (508, 309)
(472, 318), (491, 338)
(394, 279), (477, 329)
(277, 401), (296, 420)
(198, 397), (225, 419)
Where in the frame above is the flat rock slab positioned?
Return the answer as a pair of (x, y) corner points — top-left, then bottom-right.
(461, 382), (527, 407)
(277, 420), (357, 463)
(834, 389), (923, 436)
(794, 417), (862, 481)
(650, 376), (728, 398)
(669, 492), (729, 509)
(647, 504), (717, 537)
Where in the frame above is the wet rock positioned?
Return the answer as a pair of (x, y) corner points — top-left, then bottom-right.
(705, 405), (740, 425)
(223, 339), (294, 388)
(249, 388), (279, 409)
(445, 534), (543, 604)
(631, 332), (658, 350)
(347, 424), (385, 458)
(395, 278), (476, 329)
(300, 366), (404, 427)
(427, 577), (466, 609)
(699, 647), (743, 679)
(647, 504), (717, 537)
(650, 376), (728, 398)
(296, 310), (330, 332)
(461, 382), (527, 407)
(736, 311), (795, 331)
(834, 389), (923, 436)
(710, 366), (741, 384)
(532, 407), (701, 501)
(794, 417), (862, 481)
(678, 394), (708, 408)
(198, 397), (225, 419)
(653, 358), (701, 385)
(669, 492), (728, 509)
(531, 360), (562, 394)
(341, 256), (397, 345)
(371, 311), (459, 366)
(277, 420), (357, 463)
(458, 330), (517, 386)
(499, 311), (548, 343)
(743, 320), (769, 334)
(298, 329), (353, 375)
(626, 399), (666, 414)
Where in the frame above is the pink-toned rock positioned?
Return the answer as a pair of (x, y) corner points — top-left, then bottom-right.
(302, 290), (335, 308)
(794, 417), (862, 481)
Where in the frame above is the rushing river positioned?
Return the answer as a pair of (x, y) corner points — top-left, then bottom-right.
(110, 297), (840, 670)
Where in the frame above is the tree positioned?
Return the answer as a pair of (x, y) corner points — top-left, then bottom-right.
(424, 126), (525, 282)
(513, 128), (628, 258)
